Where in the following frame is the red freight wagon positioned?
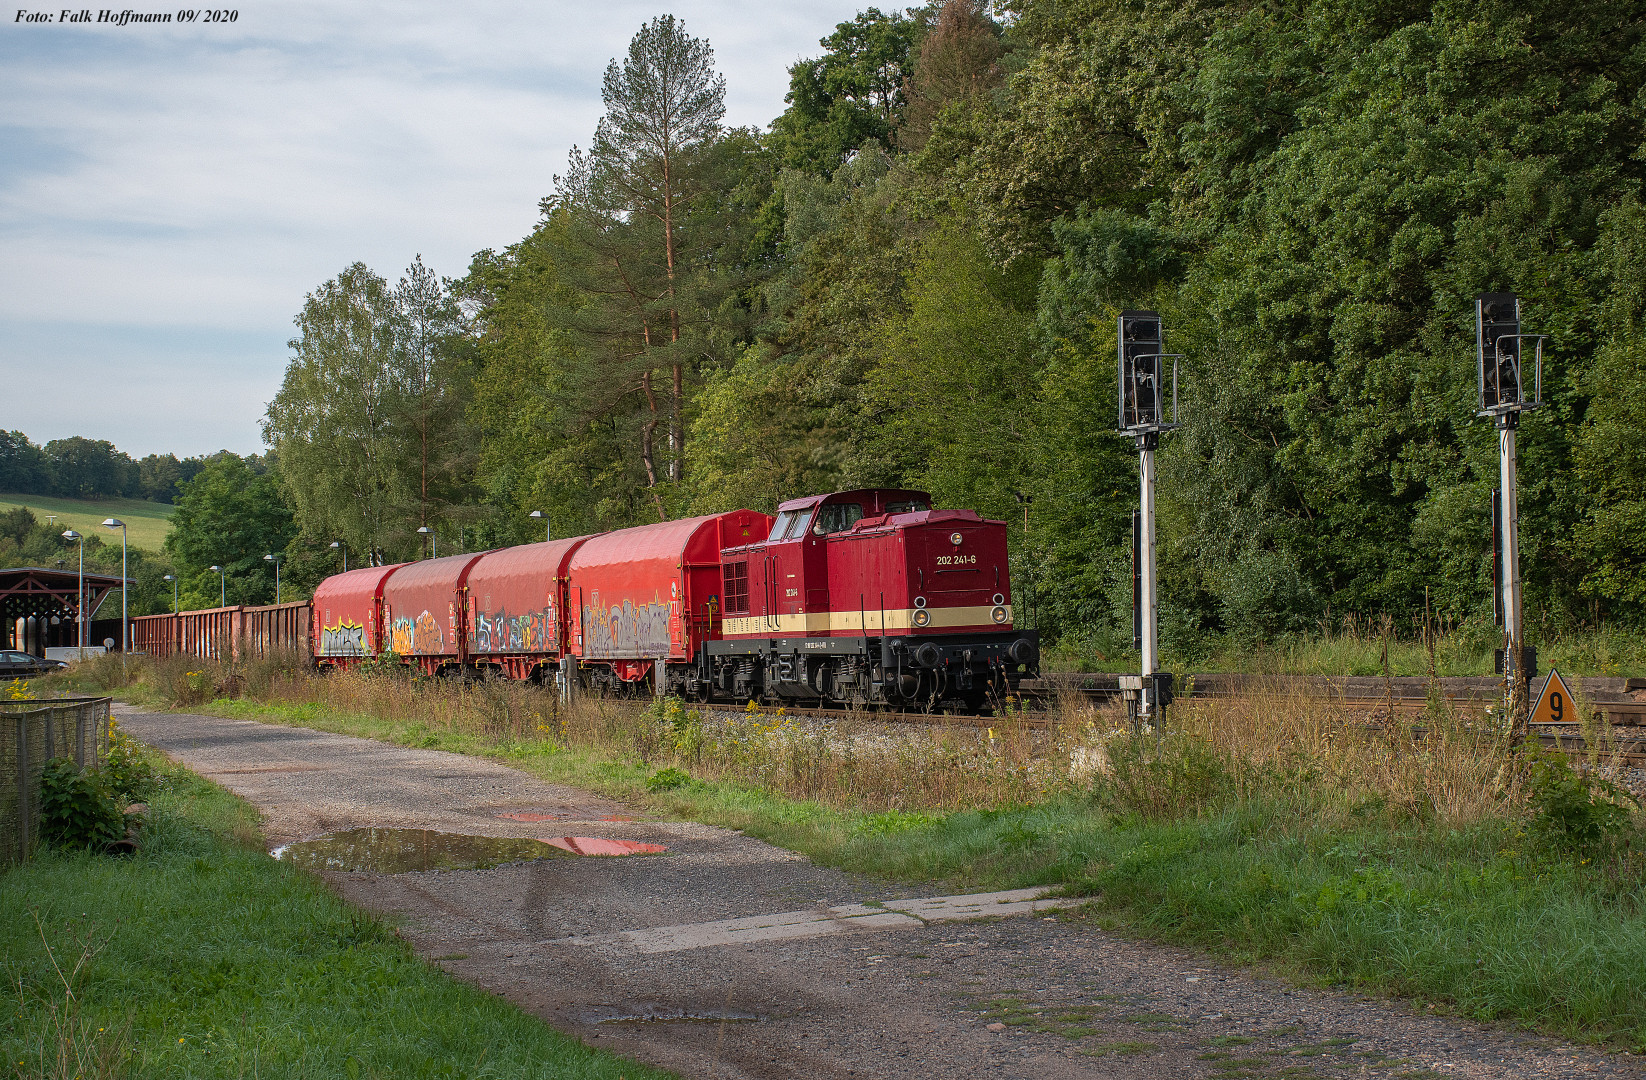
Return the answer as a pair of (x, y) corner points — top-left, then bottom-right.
(465, 536), (598, 680)
(567, 511), (772, 694)
(379, 553), (491, 675)
(312, 563), (410, 665)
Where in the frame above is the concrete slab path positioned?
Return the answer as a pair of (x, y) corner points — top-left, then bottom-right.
(122, 705), (1643, 1080)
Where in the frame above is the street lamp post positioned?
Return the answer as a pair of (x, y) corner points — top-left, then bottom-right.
(163, 574), (177, 613)
(416, 526), (435, 559)
(330, 540), (348, 573)
(529, 510), (552, 542)
(263, 553), (282, 604)
(102, 518), (128, 654)
(62, 530), (84, 657)
(209, 565), (225, 608)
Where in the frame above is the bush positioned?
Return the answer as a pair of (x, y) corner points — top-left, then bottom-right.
(38, 760), (125, 850)
(1525, 750), (1636, 853)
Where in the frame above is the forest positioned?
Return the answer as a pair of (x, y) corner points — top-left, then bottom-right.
(38, 0), (1646, 658)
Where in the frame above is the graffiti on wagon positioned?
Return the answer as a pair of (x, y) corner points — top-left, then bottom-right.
(389, 610), (443, 655)
(320, 618), (367, 656)
(581, 592), (671, 658)
(472, 606), (556, 653)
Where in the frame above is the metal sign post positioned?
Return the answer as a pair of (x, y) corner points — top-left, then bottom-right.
(1117, 310), (1180, 725)
(1476, 292), (1544, 727)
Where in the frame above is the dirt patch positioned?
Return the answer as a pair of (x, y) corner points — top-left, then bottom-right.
(121, 705), (1644, 1080)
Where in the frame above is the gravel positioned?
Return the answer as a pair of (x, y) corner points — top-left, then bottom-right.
(122, 705), (1644, 1079)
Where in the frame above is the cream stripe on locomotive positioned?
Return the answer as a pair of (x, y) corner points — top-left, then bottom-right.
(722, 605), (1011, 637)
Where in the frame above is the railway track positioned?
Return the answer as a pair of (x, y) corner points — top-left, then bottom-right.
(683, 671), (1646, 768)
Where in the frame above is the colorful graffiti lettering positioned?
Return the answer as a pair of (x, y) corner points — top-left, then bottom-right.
(582, 593), (672, 658)
(320, 619), (366, 656)
(389, 610), (443, 655)
(471, 606), (556, 654)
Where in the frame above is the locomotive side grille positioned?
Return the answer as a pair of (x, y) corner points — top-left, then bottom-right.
(722, 561), (749, 615)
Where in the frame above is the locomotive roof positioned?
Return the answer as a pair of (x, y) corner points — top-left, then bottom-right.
(774, 488), (931, 513)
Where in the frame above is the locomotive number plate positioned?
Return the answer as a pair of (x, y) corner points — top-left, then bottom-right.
(935, 555), (977, 567)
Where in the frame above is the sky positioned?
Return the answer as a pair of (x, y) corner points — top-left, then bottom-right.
(0, 1), (867, 458)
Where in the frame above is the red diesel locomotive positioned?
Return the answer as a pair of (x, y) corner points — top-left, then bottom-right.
(308, 488), (1038, 709)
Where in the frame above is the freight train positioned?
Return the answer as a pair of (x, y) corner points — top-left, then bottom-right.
(316, 488), (1036, 709)
(140, 488), (1039, 710)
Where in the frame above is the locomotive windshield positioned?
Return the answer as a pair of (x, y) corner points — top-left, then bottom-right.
(770, 509), (813, 541)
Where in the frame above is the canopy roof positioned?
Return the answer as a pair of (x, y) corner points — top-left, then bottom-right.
(0, 566), (134, 620)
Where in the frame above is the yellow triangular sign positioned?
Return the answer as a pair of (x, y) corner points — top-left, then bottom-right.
(1529, 668), (1576, 726)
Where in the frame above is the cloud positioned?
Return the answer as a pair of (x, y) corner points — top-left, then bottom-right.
(0, 0), (864, 456)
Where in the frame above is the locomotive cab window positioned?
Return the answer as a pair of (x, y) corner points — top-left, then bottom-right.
(770, 509), (813, 541)
(885, 499), (928, 514)
(722, 562), (749, 615)
(813, 503), (863, 535)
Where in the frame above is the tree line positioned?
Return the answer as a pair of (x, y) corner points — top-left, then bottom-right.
(260, 0), (1644, 660)
(0, 432), (210, 504)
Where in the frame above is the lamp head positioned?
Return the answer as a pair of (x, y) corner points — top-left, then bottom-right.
(263, 553), (277, 563)
(209, 565), (222, 573)
(330, 541), (341, 549)
(62, 529), (80, 541)
(416, 526), (433, 535)
(529, 511), (543, 520)
(102, 518), (124, 529)
(163, 574), (174, 582)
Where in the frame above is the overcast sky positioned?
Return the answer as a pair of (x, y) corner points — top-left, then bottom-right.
(0, 1), (866, 458)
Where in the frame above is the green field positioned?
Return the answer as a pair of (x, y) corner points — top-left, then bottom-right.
(0, 492), (175, 551)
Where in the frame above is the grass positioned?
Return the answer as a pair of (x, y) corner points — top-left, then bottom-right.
(1045, 621), (1646, 678)
(0, 493), (174, 552)
(38, 653), (1646, 1052)
(0, 750), (670, 1080)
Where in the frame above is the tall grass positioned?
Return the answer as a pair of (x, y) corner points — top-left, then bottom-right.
(53, 652), (1543, 827)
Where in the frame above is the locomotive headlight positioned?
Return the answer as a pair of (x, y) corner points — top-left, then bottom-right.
(913, 608), (931, 628)
(991, 606), (1008, 624)
(949, 532), (963, 546)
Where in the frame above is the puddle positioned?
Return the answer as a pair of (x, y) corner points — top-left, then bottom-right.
(587, 1004), (761, 1024)
(272, 828), (578, 872)
(544, 837), (667, 856)
(494, 812), (638, 823)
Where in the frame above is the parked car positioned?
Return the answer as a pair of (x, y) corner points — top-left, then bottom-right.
(0, 651), (67, 677)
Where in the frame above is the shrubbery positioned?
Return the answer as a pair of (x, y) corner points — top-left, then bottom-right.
(38, 759), (124, 850)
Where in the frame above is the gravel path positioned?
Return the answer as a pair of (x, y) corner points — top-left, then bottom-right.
(122, 705), (1644, 1080)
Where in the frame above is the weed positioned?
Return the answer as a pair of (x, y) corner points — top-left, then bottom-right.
(37, 761), (123, 850)
(1524, 749), (1636, 853)
(645, 766), (691, 792)
(7, 913), (130, 1080)
(100, 718), (153, 801)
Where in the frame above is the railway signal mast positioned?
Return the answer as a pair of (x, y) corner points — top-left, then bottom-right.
(1476, 293), (1545, 725)
(1118, 311), (1180, 725)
